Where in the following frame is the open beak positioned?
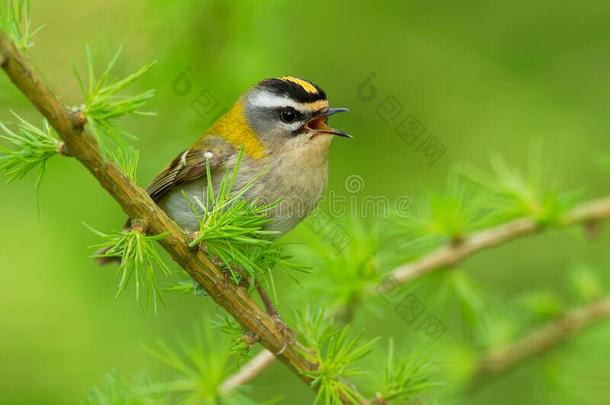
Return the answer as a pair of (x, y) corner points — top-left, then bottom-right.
(305, 107), (352, 138)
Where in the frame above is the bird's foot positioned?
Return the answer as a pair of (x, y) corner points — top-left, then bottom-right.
(242, 330), (260, 347)
(187, 232), (200, 251)
(255, 282), (295, 354)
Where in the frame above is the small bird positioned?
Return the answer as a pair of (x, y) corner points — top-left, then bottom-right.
(147, 76), (350, 235)
(100, 76), (349, 262)
(99, 77), (349, 346)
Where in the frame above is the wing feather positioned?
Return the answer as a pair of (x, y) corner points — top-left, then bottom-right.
(146, 137), (231, 202)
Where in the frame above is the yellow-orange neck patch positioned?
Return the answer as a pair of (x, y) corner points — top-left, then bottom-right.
(207, 100), (267, 159)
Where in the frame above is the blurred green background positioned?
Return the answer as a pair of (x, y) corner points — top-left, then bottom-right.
(2, 0), (610, 404)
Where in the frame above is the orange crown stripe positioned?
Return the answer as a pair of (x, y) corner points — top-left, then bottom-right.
(280, 76), (319, 95)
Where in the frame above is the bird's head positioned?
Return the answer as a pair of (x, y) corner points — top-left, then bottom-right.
(244, 77), (350, 151)
(207, 76), (349, 159)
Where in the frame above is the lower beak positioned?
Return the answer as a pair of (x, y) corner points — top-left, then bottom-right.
(306, 108), (352, 138)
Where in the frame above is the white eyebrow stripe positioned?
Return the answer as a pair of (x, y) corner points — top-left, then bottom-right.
(248, 92), (307, 130)
(249, 91), (309, 111)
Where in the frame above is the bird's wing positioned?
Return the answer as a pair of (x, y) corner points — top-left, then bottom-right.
(146, 136), (231, 202)
(98, 137), (233, 264)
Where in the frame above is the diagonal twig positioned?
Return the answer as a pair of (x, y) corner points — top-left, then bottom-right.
(386, 197), (610, 287)
(221, 349), (276, 393)
(468, 297), (610, 391)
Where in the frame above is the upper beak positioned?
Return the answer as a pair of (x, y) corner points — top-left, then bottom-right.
(306, 107), (352, 138)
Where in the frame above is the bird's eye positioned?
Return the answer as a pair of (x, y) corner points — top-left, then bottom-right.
(280, 107), (297, 123)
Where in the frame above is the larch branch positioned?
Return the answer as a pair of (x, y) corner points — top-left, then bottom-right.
(386, 197), (610, 287)
(469, 297), (610, 391)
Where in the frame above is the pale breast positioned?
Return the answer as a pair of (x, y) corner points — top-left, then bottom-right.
(260, 153), (328, 234)
(158, 152), (328, 235)
(158, 179), (208, 233)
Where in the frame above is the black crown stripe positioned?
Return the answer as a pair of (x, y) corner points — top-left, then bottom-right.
(258, 77), (327, 103)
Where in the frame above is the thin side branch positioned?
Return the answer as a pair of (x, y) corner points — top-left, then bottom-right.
(220, 349), (276, 393)
(469, 297), (610, 391)
(0, 30), (342, 397)
(386, 197), (610, 287)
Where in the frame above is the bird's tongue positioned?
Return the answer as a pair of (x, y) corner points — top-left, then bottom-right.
(307, 116), (329, 131)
